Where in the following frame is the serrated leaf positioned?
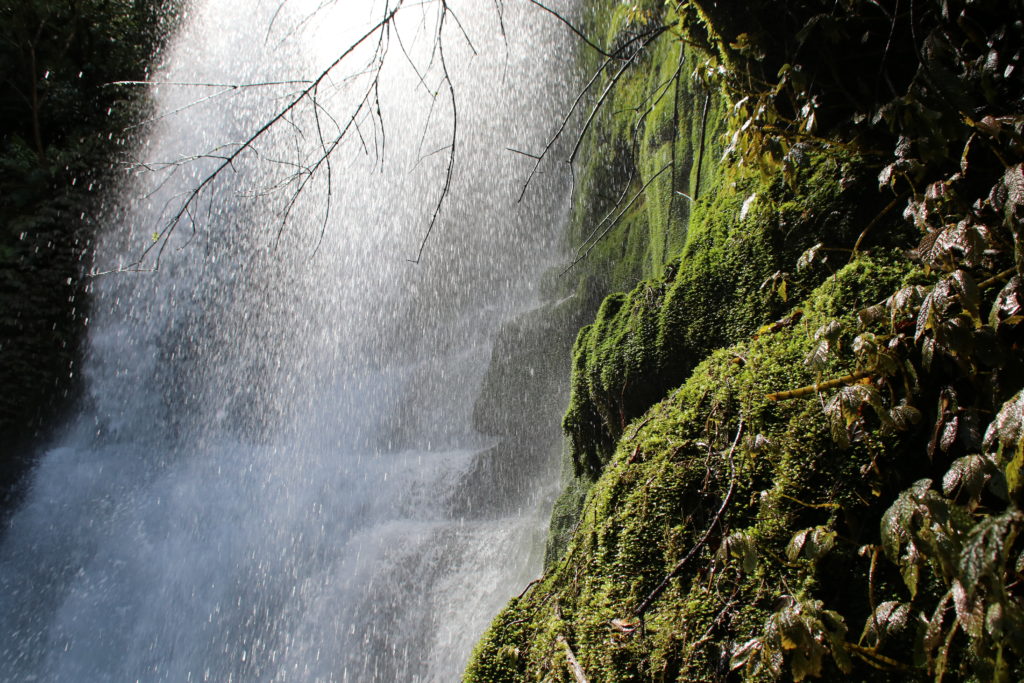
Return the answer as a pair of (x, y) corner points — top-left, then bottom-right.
(861, 601), (911, 644)
(985, 390), (1024, 452)
(923, 590), (953, 657)
(806, 527), (836, 561)
(1001, 163), (1024, 222)
(951, 270), (982, 325)
(901, 557), (920, 598)
(913, 227), (954, 268)
(880, 480), (936, 588)
(940, 415), (960, 453)
(942, 454), (999, 503)
(804, 340), (830, 372)
(718, 530), (758, 573)
(890, 404), (923, 430)
(987, 602), (1006, 639)
(815, 320), (844, 342)
(958, 509), (1024, 594)
(858, 303), (887, 328)
(889, 285), (927, 330)
(922, 336), (936, 370)
(989, 276), (1023, 328)
(729, 638), (762, 671)
(916, 289), (939, 342)
(985, 391), (1024, 497)
(852, 332), (877, 357)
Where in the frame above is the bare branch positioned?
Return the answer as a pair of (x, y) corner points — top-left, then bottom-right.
(408, 1), (457, 264)
(562, 161), (672, 274)
(527, 0), (616, 60)
(104, 3), (405, 274)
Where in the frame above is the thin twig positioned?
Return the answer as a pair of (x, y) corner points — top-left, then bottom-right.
(849, 192), (906, 261)
(408, 1), (457, 264)
(563, 162), (673, 274)
(527, 0), (617, 60)
(634, 417), (744, 617)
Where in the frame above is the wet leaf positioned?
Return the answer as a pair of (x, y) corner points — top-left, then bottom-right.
(804, 340), (830, 373)
(951, 270), (982, 325)
(858, 303), (887, 328)
(990, 276), (1023, 329)
(861, 601), (911, 644)
(806, 322), (843, 373)
(718, 530), (758, 573)
(888, 285), (927, 329)
(880, 479), (932, 562)
(958, 509), (1023, 594)
(942, 454), (1002, 504)
(890, 403), (923, 431)
(796, 242), (825, 272)
(952, 579), (983, 638)
(923, 590), (953, 657)
(986, 602), (1005, 639)
(729, 638), (762, 671)
(984, 391), (1024, 497)
(939, 415), (960, 453)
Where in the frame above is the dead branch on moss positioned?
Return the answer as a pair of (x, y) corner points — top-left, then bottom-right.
(633, 417), (743, 618)
(848, 192), (906, 260)
(516, 577), (543, 600)
(557, 635), (590, 683)
(766, 370), (873, 402)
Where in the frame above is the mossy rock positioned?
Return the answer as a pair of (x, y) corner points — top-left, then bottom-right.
(466, 256), (933, 683)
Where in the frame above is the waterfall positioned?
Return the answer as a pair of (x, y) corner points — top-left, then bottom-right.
(0, 1), (575, 680)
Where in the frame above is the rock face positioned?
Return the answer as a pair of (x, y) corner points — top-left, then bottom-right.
(466, 1), (1024, 681)
(0, 1), (180, 505)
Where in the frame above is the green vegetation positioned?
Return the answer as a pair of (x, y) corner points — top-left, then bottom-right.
(0, 0), (180, 498)
(467, 0), (1024, 680)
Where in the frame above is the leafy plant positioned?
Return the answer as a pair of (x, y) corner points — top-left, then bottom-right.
(730, 596), (852, 682)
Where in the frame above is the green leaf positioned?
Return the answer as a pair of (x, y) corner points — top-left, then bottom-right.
(890, 403), (923, 431)
(787, 526), (836, 562)
(805, 340), (830, 373)
(952, 578), (984, 638)
(718, 530), (758, 573)
(861, 601), (911, 645)
(989, 276), (1022, 329)
(923, 589), (952, 660)
(858, 303), (887, 328)
(985, 391), (1024, 497)
(797, 242), (825, 272)
(951, 270), (982, 326)
(958, 509), (1023, 594)
(942, 454), (1002, 505)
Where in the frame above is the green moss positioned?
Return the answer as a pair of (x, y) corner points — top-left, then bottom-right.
(559, 149), (889, 504)
(467, 257), (924, 682)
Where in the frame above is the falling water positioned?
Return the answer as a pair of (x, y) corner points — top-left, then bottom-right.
(0, 1), (576, 680)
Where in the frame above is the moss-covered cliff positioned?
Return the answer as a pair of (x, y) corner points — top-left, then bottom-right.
(467, 0), (1024, 680)
(0, 0), (180, 504)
